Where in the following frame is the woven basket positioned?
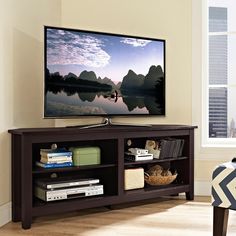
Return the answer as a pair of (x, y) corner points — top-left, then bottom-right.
(144, 173), (177, 186)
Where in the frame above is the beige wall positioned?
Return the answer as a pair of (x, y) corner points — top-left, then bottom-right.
(0, 0), (60, 209)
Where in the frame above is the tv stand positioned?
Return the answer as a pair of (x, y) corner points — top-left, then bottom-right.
(9, 125), (196, 229)
(68, 117), (152, 129)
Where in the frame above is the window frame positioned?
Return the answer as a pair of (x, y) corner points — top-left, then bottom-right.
(202, 0), (236, 147)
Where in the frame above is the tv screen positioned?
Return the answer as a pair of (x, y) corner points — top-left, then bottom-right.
(44, 26), (165, 118)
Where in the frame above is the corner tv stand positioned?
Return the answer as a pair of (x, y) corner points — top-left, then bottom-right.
(9, 125), (196, 229)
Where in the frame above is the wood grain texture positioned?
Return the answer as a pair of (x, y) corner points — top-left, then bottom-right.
(1, 196), (236, 236)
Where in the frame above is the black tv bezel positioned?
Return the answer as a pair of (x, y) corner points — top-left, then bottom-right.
(43, 25), (166, 119)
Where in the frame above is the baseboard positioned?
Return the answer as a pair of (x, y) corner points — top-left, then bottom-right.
(0, 202), (11, 227)
(194, 180), (211, 196)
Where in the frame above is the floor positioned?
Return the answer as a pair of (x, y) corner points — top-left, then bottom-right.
(0, 196), (236, 236)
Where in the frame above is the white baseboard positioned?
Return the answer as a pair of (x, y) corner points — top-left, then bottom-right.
(0, 202), (11, 227)
(194, 180), (211, 196)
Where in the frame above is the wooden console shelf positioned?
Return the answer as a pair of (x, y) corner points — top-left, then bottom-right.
(9, 124), (196, 229)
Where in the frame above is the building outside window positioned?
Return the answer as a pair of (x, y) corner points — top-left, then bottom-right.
(208, 0), (236, 139)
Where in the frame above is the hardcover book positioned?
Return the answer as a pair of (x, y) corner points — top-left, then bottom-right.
(35, 161), (73, 168)
(40, 148), (72, 157)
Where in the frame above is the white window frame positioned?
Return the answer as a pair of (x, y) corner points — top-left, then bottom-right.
(202, 0), (236, 147)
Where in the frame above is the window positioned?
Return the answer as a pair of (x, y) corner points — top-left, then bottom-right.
(207, 0), (236, 140)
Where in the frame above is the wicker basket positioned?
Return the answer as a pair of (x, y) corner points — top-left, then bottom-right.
(144, 164), (177, 186)
(144, 173), (177, 186)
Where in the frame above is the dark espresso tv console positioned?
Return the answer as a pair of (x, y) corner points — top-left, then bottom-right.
(9, 125), (196, 229)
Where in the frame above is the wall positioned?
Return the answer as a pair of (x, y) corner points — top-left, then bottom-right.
(57, 0), (192, 127)
(0, 0), (61, 226)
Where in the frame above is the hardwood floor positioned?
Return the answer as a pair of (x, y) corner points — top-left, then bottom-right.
(1, 196), (236, 236)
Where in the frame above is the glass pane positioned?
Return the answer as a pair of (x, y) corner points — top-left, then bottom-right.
(209, 6), (227, 32)
(209, 0), (236, 32)
(209, 87), (236, 138)
(209, 34), (236, 85)
(228, 34), (236, 85)
(209, 87), (227, 138)
(209, 35), (227, 85)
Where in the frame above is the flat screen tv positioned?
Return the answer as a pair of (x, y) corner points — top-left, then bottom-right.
(44, 26), (165, 118)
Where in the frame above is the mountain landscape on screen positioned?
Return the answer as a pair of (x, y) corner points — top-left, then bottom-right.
(44, 27), (165, 117)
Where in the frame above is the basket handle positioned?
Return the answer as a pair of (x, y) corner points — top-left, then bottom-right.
(144, 172), (150, 180)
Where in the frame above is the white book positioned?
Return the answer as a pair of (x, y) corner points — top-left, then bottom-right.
(40, 156), (72, 164)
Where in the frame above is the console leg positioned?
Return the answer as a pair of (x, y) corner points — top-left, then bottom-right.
(22, 219), (32, 230)
(185, 191), (194, 200)
(106, 205), (114, 210)
(213, 206), (228, 236)
(12, 206), (21, 222)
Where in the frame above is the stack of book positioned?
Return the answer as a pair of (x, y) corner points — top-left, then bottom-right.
(159, 138), (185, 159)
(36, 148), (73, 168)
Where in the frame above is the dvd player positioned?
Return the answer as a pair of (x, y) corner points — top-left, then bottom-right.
(35, 178), (100, 190)
(125, 152), (153, 161)
(35, 184), (104, 202)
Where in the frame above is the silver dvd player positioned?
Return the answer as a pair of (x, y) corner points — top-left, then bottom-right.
(35, 184), (104, 202)
(125, 152), (153, 161)
(35, 178), (100, 190)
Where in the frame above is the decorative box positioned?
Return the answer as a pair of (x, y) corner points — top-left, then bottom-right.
(69, 146), (101, 166)
(124, 168), (144, 190)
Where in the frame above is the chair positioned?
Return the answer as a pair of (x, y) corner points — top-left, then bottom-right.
(212, 161), (236, 236)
